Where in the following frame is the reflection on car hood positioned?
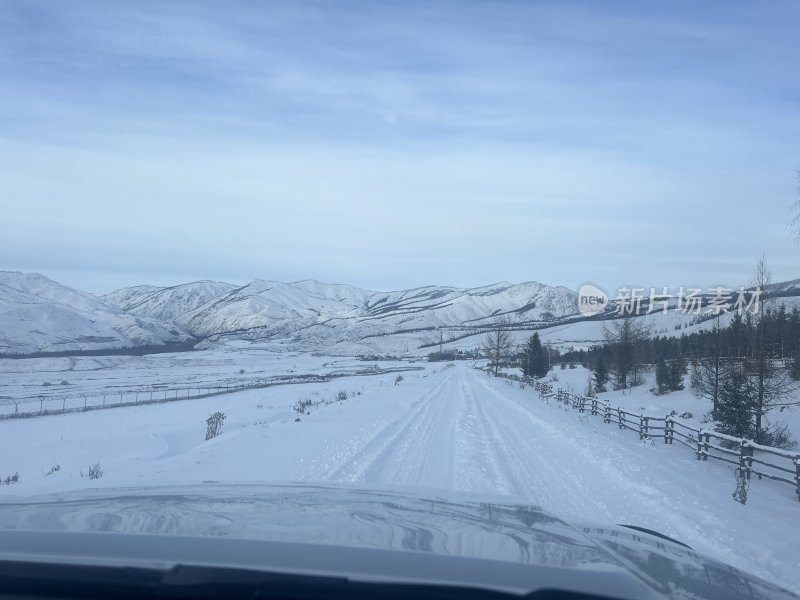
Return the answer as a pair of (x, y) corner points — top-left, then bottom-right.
(0, 483), (794, 600)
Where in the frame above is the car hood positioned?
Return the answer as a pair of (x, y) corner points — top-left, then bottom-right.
(0, 483), (794, 600)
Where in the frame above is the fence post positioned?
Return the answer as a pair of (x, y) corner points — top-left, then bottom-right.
(604, 402), (611, 424)
(617, 408), (623, 429)
(83, 396), (87, 411)
(62, 397), (66, 413)
(664, 416), (672, 444)
(697, 431), (710, 461)
(795, 457), (800, 501)
(739, 440), (752, 480)
(591, 398), (598, 416)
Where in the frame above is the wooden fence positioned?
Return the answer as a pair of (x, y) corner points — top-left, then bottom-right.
(528, 378), (800, 501)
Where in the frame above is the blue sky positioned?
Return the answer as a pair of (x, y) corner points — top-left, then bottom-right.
(1, 0), (799, 294)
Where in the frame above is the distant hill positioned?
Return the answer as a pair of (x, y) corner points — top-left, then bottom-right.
(0, 272), (193, 356)
(3, 271), (798, 357)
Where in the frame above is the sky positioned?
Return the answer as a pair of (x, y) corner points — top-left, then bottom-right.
(1, 0), (799, 295)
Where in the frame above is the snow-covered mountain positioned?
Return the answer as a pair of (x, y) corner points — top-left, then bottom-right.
(101, 278), (579, 341)
(0, 272), (193, 356)
(1, 273), (579, 356)
(9, 271), (799, 357)
(168, 280), (579, 349)
(103, 281), (237, 323)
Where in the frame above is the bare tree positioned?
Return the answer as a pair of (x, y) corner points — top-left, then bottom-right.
(690, 314), (725, 416)
(744, 254), (798, 446)
(603, 315), (649, 390)
(749, 253), (773, 441)
(483, 319), (512, 377)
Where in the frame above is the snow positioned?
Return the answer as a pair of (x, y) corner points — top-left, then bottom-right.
(1, 357), (799, 594)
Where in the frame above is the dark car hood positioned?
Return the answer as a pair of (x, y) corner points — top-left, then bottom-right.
(0, 483), (794, 600)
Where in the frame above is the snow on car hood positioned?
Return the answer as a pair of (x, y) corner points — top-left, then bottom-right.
(0, 483), (794, 600)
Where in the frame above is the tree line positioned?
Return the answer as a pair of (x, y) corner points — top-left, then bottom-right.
(564, 258), (800, 449)
(481, 256), (800, 449)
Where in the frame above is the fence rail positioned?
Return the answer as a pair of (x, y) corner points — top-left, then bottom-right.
(527, 376), (800, 502)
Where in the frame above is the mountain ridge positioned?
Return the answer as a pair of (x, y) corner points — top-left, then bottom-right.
(4, 271), (798, 358)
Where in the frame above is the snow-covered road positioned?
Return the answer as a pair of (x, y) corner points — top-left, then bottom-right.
(1, 362), (799, 592)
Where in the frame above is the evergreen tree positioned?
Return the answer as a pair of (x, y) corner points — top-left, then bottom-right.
(520, 333), (548, 378)
(655, 359), (670, 394)
(715, 363), (755, 439)
(592, 355), (609, 392)
(667, 357), (686, 391)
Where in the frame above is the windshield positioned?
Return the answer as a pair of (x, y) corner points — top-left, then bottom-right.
(1, 2), (799, 598)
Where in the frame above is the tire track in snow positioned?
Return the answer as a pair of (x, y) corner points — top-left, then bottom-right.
(320, 371), (457, 485)
(455, 375), (537, 497)
(466, 372), (618, 519)
(470, 372), (765, 576)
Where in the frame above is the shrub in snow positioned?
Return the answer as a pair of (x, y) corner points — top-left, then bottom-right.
(205, 411), (226, 440)
(60, 380), (69, 385)
(336, 390), (348, 402)
(759, 420), (796, 450)
(294, 398), (313, 413)
(394, 375), (404, 386)
(3, 473), (19, 485)
(42, 381), (51, 387)
(239, 368), (245, 374)
(44, 464), (60, 476)
(81, 463), (102, 480)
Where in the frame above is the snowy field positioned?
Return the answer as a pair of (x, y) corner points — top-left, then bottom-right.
(0, 343), (415, 404)
(1, 353), (799, 593)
